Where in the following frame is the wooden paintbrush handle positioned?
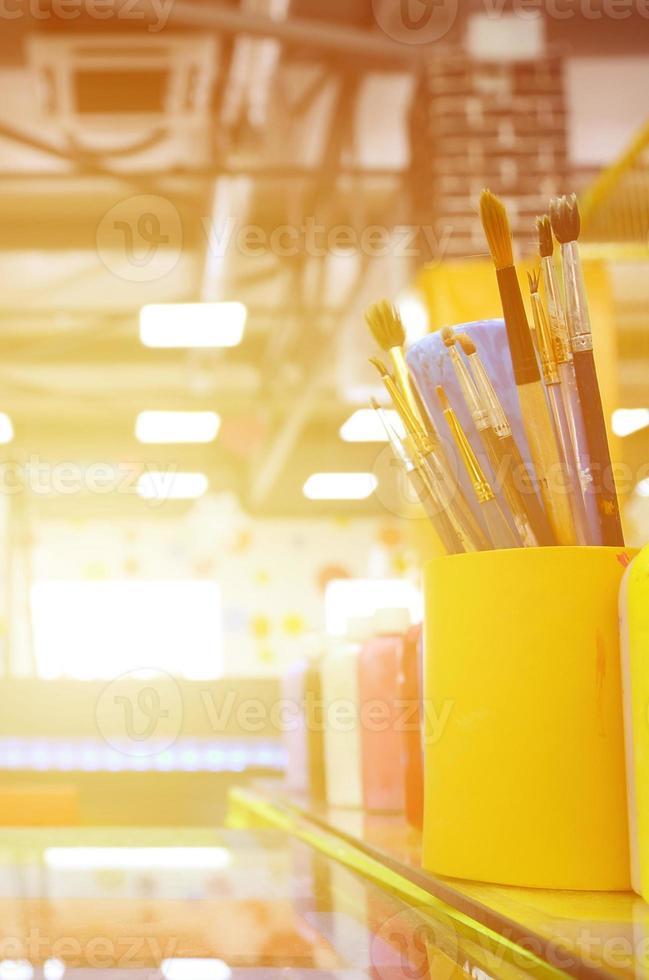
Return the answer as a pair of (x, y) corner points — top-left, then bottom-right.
(518, 381), (577, 545)
(573, 349), (624, 546)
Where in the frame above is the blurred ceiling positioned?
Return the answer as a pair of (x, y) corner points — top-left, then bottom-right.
(0, 1), (427, 518)
(0, 1), (647, 519)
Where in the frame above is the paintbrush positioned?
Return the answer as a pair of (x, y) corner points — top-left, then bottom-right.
(365, 300), (426, 425)
(550, 193), (624, 546)
(455, 331), (556, 546)
(537, 215), (602, 545)
(442, 326), (538, 547)
(370, 397), (462, 555)
(480, 189), (577, 545)
(528, 269), (588, 544)
(369, 357), (488, 553)
(436, 386), (519, 550)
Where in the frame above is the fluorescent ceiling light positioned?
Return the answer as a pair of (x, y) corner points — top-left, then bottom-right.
(136, 411), (221, 444)
(612, 408), (649, 438)
(0, 964), (33, 980)
(42, 961), (65, 980)
(161, 961), (231, 980)
(44, 847), (230, 870)
(0, 414), (14, 444)
(140, 303), (247, 348)
(303, 472), (378, 501)
(137, 471), (208, 501)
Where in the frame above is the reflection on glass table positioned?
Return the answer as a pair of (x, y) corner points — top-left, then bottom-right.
(0, 825), (525, 980)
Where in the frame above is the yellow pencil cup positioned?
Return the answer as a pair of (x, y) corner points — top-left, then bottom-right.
(423, 546), (634, 890)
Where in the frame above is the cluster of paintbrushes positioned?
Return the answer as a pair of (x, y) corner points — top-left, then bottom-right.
(365, 190), (624, 553)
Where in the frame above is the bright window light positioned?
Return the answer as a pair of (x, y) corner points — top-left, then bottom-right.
(339, 408), (404, 443)
(31, 580), (223, 679)
(612, 408), (649, 437)
(325, 578), (423, 636)
(140, 302), (247, 348)
(44, 847), (230, 870)
(138, 471), (208, 501)
(136, 411), (221, 444)
(162, 961), (231, 980)
(303, 472), (378, 501)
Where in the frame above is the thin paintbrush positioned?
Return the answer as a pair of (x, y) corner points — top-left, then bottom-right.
(370, 398), (461, 555)
(528, 269), (589, 545)
(480, 189), (577, 546)
(537, 214), (602, 544)
(436, 386), (519, 550)
(550, 194), (624, 546)
(370, 358), (488, 553)
(455, 332), (554, 546)
(442, 326), (537, 547)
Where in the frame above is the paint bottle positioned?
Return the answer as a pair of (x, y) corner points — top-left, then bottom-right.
(358, 607), (411, 813)
(282, 636), (327, 801)
(400, 624), (424, 828)
(321, 616), (374, 809)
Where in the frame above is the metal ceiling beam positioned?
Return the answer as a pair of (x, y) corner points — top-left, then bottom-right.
(170, 2), (419, 65)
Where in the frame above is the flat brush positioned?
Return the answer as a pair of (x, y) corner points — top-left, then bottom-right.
(370, 358), (488, 553)
(537, 214), (601, 544)
(550, 193), (624, 546)
(442, 326), (537, 547)
(436, 386), (519, 550)
(370, 398), (461, 555)
(480, 189), (576, 546)
(528, 269), (589, 545)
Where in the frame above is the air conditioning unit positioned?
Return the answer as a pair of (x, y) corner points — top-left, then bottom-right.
(27, 34), (217, 155)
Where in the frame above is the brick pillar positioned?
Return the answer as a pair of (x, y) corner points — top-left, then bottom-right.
(410, 52), (569, 261)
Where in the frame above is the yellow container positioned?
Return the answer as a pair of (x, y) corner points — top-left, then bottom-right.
(423, 546), (634, 890)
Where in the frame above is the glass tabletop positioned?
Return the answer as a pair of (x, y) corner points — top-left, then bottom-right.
(238, 785), (649, 980)
(0, 825), (540, 980)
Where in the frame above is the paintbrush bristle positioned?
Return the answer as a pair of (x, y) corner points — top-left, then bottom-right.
(436, 385), (450, 411)
(549, 193), (580, 244)
(536, 215), (553, 258)
(364, 299), (406, 351)
(479, 189), (513, 270)
(370, 397), (380, 410)
(441, 326), (455, 347)
(456, 333), (476, 356)
(527, 269), (540, 294)
(368, 356), (390, 378)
